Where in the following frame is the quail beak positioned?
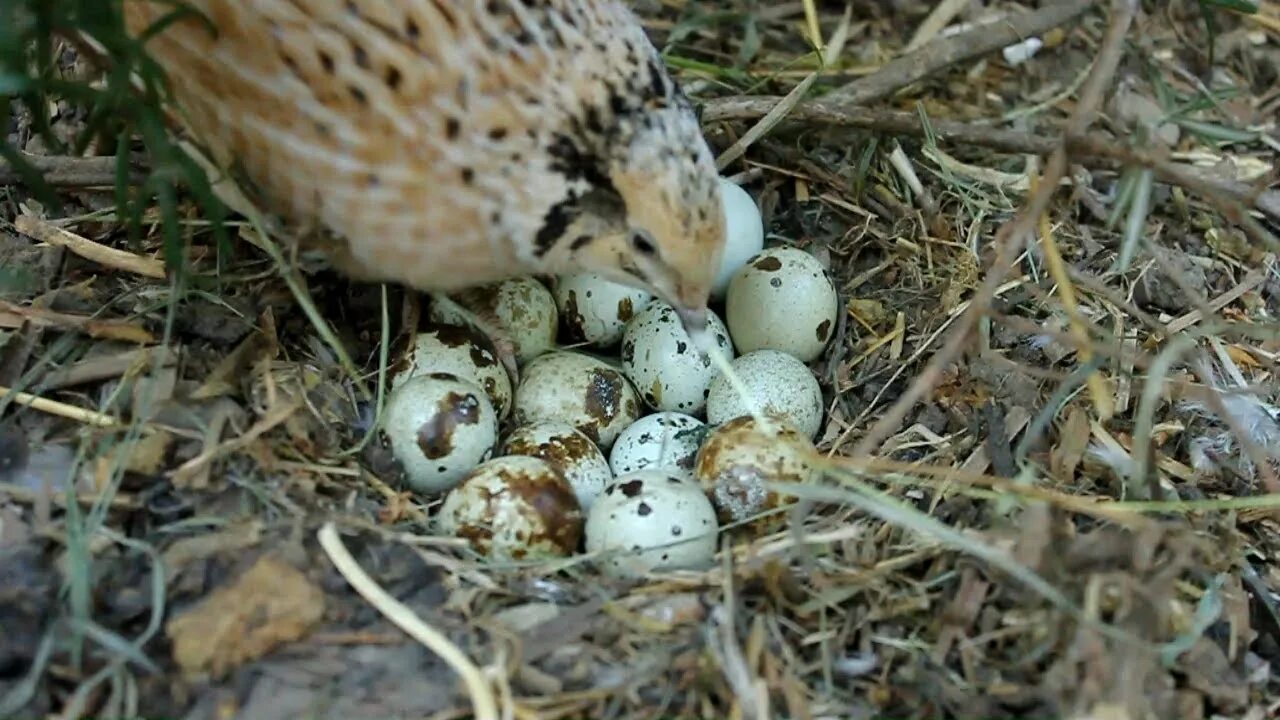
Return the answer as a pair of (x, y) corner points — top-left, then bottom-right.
(676, 304), (709, 338)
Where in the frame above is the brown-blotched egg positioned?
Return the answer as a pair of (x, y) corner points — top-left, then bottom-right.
(499, 420), (612, 512)
(620, 301), (734, 415)
(390, 321), (513, 419)
(554, 272), (655, 348)
(381, 373), (498, 494)
(430, 276), (558, 364)
(584, 470), (719, 579)
(609, 411), (706, 481)
(437, 455), (583, 561)
(712, 178), (765, 299)
(725, 246), (839, 363)
(706, 349), (824, 439)
(693, 415), (816, 530)
(513, 351), (641, 449)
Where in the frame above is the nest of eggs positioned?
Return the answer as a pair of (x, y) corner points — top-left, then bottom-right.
(376, 179), (840, 580)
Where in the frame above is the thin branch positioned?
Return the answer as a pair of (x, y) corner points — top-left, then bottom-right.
(823, 0), (1097, 105)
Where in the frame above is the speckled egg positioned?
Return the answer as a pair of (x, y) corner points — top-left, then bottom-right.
(554, 272), (655, 348)
(390, 321), (513, 419)
(438, 455), (583, 561)
(512, 351), (641, 449)
(609, 412), (706, 480)
(693, 415), (816, 530)
(430, 276), (558, 364)
(499, 420), (612, 512)
(381, 373), (498, 494)
(585, 470), (719, 579)
(725, 246), (839, 362)
(705, 350), (824, 439)
(620, 302), (734, 415)
(713, 178), (766, 298)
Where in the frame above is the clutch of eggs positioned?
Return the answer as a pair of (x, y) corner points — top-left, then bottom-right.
(375, 177), (838, 575)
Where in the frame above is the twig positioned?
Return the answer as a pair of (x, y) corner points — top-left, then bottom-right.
(0, 301), (155, 344)
(0, 153), (145, 187)
(317, 522), (500, 720)
(822, 0), (1095, 105)
(700, 99), (1280, 224)
(33, 347), (176, 391)
(14, 214), (167, 279)
(0, 384), (120, 427)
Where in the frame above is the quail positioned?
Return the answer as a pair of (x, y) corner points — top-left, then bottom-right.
(120, 0), (728, 345)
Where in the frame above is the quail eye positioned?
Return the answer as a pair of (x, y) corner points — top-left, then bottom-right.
(630, 232), (657, 256)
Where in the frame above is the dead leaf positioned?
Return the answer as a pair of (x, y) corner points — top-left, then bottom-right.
(166, 554), (326, 679)
(1053, 406), (1091, 479)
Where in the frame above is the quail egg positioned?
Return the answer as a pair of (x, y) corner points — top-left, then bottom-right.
(391, 321), (513, 419)
(609, 412), (706, 480)
(381, 373), (498, 494)
(713, 177), (766, 298)
(585, 470), (719, 579)
(499, 420), (612, 512)
(725, 246), (839, 362)
(694, 415), (816, 530)
(438, 455), (583, 561)
(705, 349), (824, 439)
(554, 272), (655, 348)
(620, 301), (734, 415)
(429, 276), (558, 364)
(513, 351), (641, 449)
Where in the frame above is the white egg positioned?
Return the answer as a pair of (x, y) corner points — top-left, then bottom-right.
(512, 351), (641, 449)
(713, 178), (766, 298)
(620, 301), (734, 415)
(381, 373), (498, 494)
(437, 455), (584, 561)
(585, 469), (719, 579)
(693, 415), (816, 531)
(554, 272), (655, 348)
(609, 412), (706, 480)
(724, 246), (838, 363)
(391, 320), (513, 419)
(499, 420), (612, 511)
(429, 276), (558, 364)
(705, 349), (824, 439)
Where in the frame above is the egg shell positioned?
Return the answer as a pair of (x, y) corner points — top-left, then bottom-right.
(609, 412), (706, 480)
(438, 455), (583, 560)
(381, 372), (498, 494)
(391, 321), (513, 419)
(705, 349), (824, 439)
(725, 246), (838, 362)
(513, 350), (641, 449)
(430, 276), (558, 364)
(554, 272), (655, 348)
(712, 178), (766, 298)
(499, 420), (612, 512)
(620, 302), (734, 415)
(585, 470), (719, 579)
(693, 415), (816, 530)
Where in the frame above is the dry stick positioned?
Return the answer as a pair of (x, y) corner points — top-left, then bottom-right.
(822, 0), (1095, 105)
(701, 99), (1280, 225)
(0, 153), (145, 187)
(14, 214), (167, 280)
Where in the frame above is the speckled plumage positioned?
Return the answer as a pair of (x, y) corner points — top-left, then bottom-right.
(122, 0), (726, 322)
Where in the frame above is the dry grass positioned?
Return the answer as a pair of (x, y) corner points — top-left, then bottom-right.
(3, 1), (1280, 718)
